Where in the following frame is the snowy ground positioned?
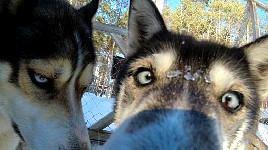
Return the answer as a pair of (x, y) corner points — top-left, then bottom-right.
(258, 109), (268, 145)
(82, 92), (116, 131)
(82, 92), (268, 146)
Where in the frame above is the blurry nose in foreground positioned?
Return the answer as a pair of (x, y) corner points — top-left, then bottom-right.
(68, 138), (90, 150)
(65, 128), (90, 150)
(102, 110), (222, 150)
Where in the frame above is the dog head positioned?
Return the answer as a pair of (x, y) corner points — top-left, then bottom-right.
(0, 0), (98, 149)
(102, 0), (268, 149)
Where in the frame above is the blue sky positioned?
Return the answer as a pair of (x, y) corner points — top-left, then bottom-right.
(165, 0), (180, 11)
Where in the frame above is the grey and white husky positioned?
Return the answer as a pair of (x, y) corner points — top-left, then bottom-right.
(102, 0), (268, 149)
(0, 0), (98, 149)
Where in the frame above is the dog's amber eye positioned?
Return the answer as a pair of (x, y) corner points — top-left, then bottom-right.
(135, 68), (154, 85)
(221, 91), (243, 113)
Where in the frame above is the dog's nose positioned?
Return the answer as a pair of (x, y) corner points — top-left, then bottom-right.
(59, 142), (89, 150)
(102, 109), (222, 150)
(69, 137), (90, 150)
(67, 127), (91, 149)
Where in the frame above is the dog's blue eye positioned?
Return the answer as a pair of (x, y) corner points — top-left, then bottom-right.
(34, 73), (48, 83)
(136, 70), (153, 85)
(221, 91), (243, 113)
(28, 69), (53, 91)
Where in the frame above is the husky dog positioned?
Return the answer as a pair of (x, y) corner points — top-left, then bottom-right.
(0, 0), (99, 149)
(102, 0), (268, 149)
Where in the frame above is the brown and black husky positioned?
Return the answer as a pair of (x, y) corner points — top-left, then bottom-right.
(102, 0), (268, 149)
(0, 0), (99, 149)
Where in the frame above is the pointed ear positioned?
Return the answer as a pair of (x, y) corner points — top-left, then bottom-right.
(243, 35), (268, 102)
(78, 0), (99, 25)
(127, 0), (167, 56)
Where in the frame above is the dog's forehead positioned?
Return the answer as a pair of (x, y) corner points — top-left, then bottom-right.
(127, 33), (252, 90)
(134, 32), (243, 64)
(132, 37), (242, 69)
(151, 50), (176, 72)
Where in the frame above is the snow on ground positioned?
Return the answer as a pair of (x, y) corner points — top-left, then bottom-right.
(257, 109), (268, 145)
(82, 92), (116, 131)
(82, 92), (268, 145)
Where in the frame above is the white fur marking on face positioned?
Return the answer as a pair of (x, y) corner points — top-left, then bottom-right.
(79, 64), (94, 87)
(153, 51), (176, 73)
(229, 119), (249, 150)
(68, 32), (84, 115)
(0, 62), (11, 82)
(0, 62), (13, 112)
(10, 95), (69, 149)
(210, 62), (234, 92)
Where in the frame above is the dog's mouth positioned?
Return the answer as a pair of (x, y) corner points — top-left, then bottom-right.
(12, 122), (25, 142)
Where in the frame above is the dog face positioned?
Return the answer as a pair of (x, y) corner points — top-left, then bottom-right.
(0, 0), (98, 149)
(102, 0), (268, 149)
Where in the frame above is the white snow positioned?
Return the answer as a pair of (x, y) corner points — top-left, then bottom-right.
(257, 109), (268, 146)
(82, 92), (116, 131)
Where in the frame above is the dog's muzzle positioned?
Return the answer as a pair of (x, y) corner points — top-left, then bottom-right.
(12, 121), (24, 142)
(102, 109), (222, 150)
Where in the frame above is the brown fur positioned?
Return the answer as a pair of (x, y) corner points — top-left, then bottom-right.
(103, 0), (268, 149)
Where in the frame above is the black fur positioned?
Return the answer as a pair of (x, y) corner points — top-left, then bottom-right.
(0, 0), (99, 149)
(0, 0), (98, 84)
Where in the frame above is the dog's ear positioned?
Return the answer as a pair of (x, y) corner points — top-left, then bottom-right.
(243, 35), (268, 102)
(78, 0), (99, 26)
(127, 0), (167, 56)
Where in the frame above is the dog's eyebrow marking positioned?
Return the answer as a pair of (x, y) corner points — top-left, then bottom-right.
(210, 62), (234, 92)
(0, 62), (12, 81)
(29, 59), (72, 81)
(152, 51), (176, 73)
(79, 64), (94, 87)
